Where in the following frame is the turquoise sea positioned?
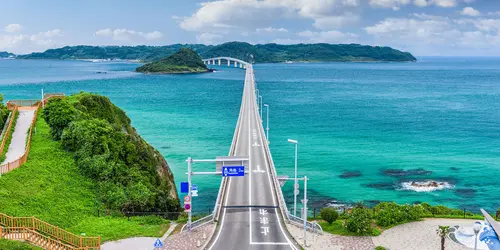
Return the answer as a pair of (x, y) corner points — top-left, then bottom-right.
(1, 58), (499, 213)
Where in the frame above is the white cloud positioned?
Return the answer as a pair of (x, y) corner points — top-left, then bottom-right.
(256, 27), (288, 33)
(196, 33), (223, 44)
(461, 7), (480, 17)
(369, 0), (455, 9)
(4, 24), (23, 33)
(297, 30), (358, 43)
(313, 13), (360, 29)
(0, 29), (63, 53)
(95, 28), (163, 41)
(179, 0), (360, 34)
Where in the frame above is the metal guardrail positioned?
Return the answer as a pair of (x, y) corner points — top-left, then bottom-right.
(481, 209), (500, 237)
(212, 60), (249, 222)
(288, 214), (323, 235)
(181, 214), (214, 232)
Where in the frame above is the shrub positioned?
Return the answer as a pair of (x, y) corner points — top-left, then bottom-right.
(374, 202), (423, 227)
(372, 228), (382, 236)
(375, 246), (386, 250)
(320, 207), (339, 225)
(345, 207), (372, 234)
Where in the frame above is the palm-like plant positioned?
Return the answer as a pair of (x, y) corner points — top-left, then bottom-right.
(437, 226), (450, 250)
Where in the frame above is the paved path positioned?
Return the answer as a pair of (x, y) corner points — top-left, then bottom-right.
(101, 223), (178, 250)
(372, 218), (476, 250)
(162, 223), (214, 250)
(287, 224), (375, 250)
(2, 110), (34, 164)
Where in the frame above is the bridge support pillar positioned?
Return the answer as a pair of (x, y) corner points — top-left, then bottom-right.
(228, 60), (230, 66)
(218, 59), (221, 66)
(212, 60), (215, 65)
(234, 61), (237, 67)
(240, 63), (243, 68)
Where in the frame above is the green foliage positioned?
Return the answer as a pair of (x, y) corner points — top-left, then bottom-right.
(43, 93), (181, 213)
(0, 51), (15, 58)
(437, 225), (450, 250)
(375, 246), (386, 250)
(374, 202), (423, 227)
(0, 111), (18, 163)
(0, 239), (42, 250)
(18, 42), (417, 62)
(43, 98), (78, 140)
(0, 116), (172, 241)
(0, 94), (9, 129)
(372, 228), (382, 236)
(320, 207), (339, 225)
(136, 48), (208, 73)
(344, 207), (373, 235)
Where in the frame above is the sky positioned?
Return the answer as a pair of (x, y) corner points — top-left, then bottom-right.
(1, 0), (499, 56)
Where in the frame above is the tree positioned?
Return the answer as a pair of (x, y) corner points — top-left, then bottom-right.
(320, 207), (339, 225)
(345, 207), (373, 234)
(437, 225), (450, 250)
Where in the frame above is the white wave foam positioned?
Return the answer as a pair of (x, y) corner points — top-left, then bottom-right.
(399, 181), (454, 192)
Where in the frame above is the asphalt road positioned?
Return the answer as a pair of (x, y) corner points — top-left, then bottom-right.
(207, 65), (299, 250)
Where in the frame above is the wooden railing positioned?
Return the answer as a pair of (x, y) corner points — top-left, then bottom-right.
(0, 213), (100, 249)
(0, 106), (18, 156)
(0, 227), (94, 250)
(0, 102), (39, 175)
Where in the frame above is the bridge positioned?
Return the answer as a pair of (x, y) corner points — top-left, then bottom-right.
(180, 57), (322, 250)
(203, 57), (250, 69)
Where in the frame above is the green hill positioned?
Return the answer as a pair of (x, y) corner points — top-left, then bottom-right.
(0, 51), (15, 58)
(136, 48), (209, 74)
(17, 42), (416, 62)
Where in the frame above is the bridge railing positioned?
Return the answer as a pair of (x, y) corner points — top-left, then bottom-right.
(249, 69), (291, 223)
(181, 214), (214, 232)
(288, 214), (323, 234)
(212, 61), (250, 222)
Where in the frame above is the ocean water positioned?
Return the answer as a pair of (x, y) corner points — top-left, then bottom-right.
(1, 58), (499, 213)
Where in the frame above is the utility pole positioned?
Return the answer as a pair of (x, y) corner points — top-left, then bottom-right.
(264, 104), (269, 141)
(303, 176), (308, 247)
(187, 157), (192, 231)
(41, 88), (44, 108)
(288, 139), (299, 217)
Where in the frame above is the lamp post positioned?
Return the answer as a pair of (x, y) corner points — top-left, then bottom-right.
(288, 139), (298, 217)
(259, 95), (263, 119)
(474, 222), (481, 250)
(264, 104), (269, 140)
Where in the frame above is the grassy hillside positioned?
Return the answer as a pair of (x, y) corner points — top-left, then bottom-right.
(0, 239), (42, 250)
(17, 42), (416, 62)
(0, 110), (170, 241)
(136, 48), (208, 73)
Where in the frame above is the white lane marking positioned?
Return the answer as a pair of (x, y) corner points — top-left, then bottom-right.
(252, 91), (298, 250)
(253, 165), (265, 173)
(250, 242), (292, 245)
(252, 142), (261, 147)
(208, 68), (250, 250)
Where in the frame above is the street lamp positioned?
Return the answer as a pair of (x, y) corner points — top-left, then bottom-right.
(288, 139), (298, 217)
(264, 104), (269, 141)
(474, 222), (482, 250)
(259, 95), (263, 119)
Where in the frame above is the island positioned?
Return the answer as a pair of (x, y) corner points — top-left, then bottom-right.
(17, 42), (417, 62)
(0, 51), (15, 58)
(136, 48), (210, 74)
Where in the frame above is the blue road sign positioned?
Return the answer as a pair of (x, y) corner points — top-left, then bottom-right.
(180, 182), (189, 193)
(192, 184), (198, 191)
(154, 238), (163, 248)
(222, 166), (245, 177)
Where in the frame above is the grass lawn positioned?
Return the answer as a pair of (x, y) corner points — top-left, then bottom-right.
(0, 239), (42, 250)
(0, 115), (170, 242)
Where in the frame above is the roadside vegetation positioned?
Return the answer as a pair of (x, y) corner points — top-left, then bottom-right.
(0, 94), (9, 129)
(314, 202), (488, 237)
(0, 239), (42, 250)
(0, 102), (173, 242)
(0, 111), (18, 163)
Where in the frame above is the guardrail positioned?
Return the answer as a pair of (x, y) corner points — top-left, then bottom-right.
(288, 214), (323, 235)
(0, 213), (100, 249)
(481, 209), (500, 237)
(0, 227), (87, 250)
(0, 103), (40, 175)
(0, 107), (17, 156)
(212, 66), (248, 222)
(181, 214), (214, 232)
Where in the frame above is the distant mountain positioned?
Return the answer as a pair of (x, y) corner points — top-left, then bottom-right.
(0, 51), (15, 58)
(17, 42), (416, 62)
(136, 48), (209, 74)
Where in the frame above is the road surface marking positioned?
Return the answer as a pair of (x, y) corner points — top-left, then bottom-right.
(253, 165), (265, 173)
(261, 227), (269, 236)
